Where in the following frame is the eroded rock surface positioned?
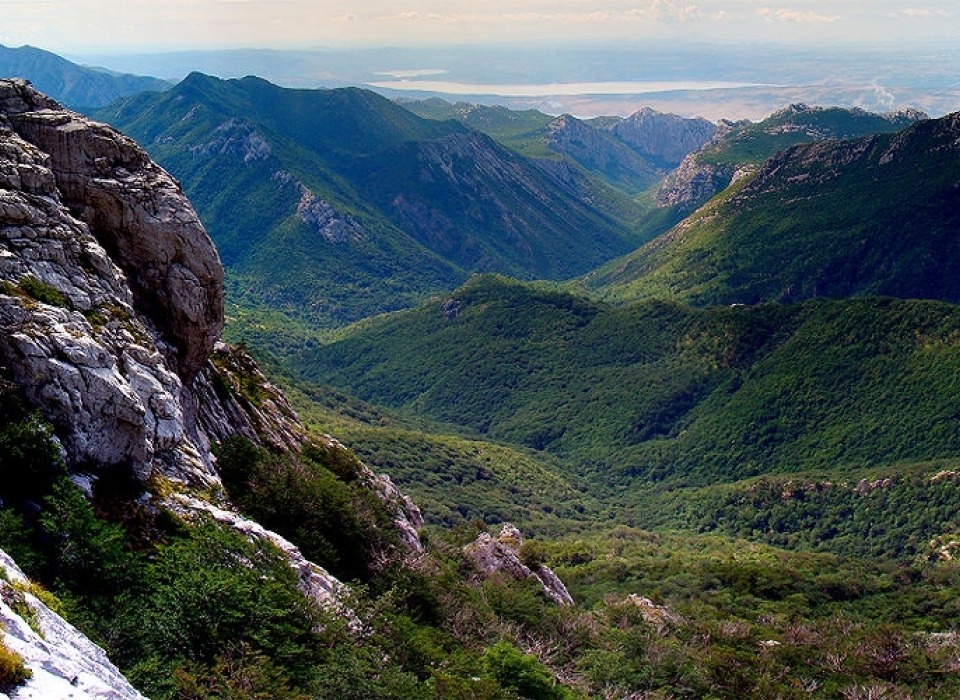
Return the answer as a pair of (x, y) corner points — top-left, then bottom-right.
(0, 548), (146, 700)
(1, 79), (223, 380)
(0, 87), (215, 481)
(464, 523), (573, 606)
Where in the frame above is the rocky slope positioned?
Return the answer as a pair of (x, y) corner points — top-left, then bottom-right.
(541, 113), (663, 193)
(0, 78), (425, 693)
(603, 106), (716, 169)
(0, 77), (222, 483)
(655, 104), (927, 212)
(0, 548), (145, 700)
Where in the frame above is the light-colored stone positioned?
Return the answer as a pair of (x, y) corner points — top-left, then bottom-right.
(464, 523), (574, 606)
(0, 548), (146, 700)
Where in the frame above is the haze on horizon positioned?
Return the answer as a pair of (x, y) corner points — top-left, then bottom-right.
(2, 0), (958, 54)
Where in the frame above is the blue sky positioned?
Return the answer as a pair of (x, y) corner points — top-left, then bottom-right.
(1, 1), (957, 53)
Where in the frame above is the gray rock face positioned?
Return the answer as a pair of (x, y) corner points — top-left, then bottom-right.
(655, 152), (739, 209)
(0, 548), (146, 700)
(608, 107), (716, 168)
(0, 96), (214, 481)
(543, 114), (662, 193)
(1, 78), (223, 381)
(194, 342), (306, 454)
(464, 523), (573, 606)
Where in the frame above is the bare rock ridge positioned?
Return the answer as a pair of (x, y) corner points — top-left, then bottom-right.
(606, 106), (716, 168)
(656, 104), (929, 211)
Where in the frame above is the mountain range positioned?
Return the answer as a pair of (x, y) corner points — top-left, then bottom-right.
(4, 46), (960, 699)
(0, 43), (169, 108)
(93, 73), (659, 337)
(586, 109), (960, 305)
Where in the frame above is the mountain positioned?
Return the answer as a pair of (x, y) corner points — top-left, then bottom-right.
(540, 113), (665, 193)
(7, 79), (960, 700)
(290, 274), (960, 488)
(586, 110), (960, 305)
(403, 98), (715, 195)
(0, 43), (169, 109)
(601, 106), (717, 169)
(94, 73), (648, 334)
(656, 103), (926, 212)
(398, 98), (556, 156)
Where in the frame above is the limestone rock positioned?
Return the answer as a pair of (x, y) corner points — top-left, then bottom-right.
(655, 151), (738, 209)
(0, 81), (431, 679)
(542, 114), (663, 192)
(607, 107), (716, 168)
(0, 78), (223, 380)
(194, 342), (305, 454)
(0, 107), (214, 482)
(0, 548), (145, 700)
(464, 523), (573, 606)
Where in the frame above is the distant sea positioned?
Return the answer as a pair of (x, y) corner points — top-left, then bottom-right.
(367, 79), (770, 97)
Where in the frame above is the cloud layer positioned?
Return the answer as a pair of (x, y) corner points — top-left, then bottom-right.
(1, 1), (956, 52)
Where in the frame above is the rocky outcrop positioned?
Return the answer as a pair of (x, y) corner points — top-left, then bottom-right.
(657, 105), (929, 211)
(655, 153), (740, 209)
(464, 524), (573, 606)
(194, 342), (305, 454)
(0, 83), (427, 682)
(2, 79), (223, 381)
(0, 81), (216, 482)
(654, 118), (748, 209)
(542, 114), (662, 193)
(0, 548), (145, 700)
(607, 107), (716, 169)
(191, 118), (271, 163)
(272, 170), (366, 244)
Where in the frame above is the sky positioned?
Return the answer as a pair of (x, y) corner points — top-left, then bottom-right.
(1, 0), (958, 54)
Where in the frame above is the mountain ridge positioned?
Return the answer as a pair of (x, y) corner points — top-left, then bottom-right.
(587, 109), (960, 306)
(0, 43), (169, 108)
(94, 74), (650, 332)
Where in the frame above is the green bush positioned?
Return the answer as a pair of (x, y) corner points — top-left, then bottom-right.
(18, 276), (66, 307)
(215, 436), (396, 582)
(0, 638), (31, 692)
(482, 641), (567, 700)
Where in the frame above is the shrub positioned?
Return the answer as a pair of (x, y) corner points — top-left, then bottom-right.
(0, 638), (31, 692)
(18, 276), (66, 307)
(482, 641), (567, 700)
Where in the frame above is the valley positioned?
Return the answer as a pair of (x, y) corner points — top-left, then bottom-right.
(2, 43), (960, 699)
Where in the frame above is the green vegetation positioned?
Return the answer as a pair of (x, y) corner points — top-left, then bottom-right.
(17, 276), (67, 307)
(587, 111), (960, 306)
(5, 379), (960, 697)
(290, 276), (960, 489)
(215, 436), (398, 582)
(697, 104), (922, 167)
(400, 98), (556, 158)
(95, 73), (649, 333)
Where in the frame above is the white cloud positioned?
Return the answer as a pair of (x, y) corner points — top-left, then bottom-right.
(757, 8), (841, 24)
